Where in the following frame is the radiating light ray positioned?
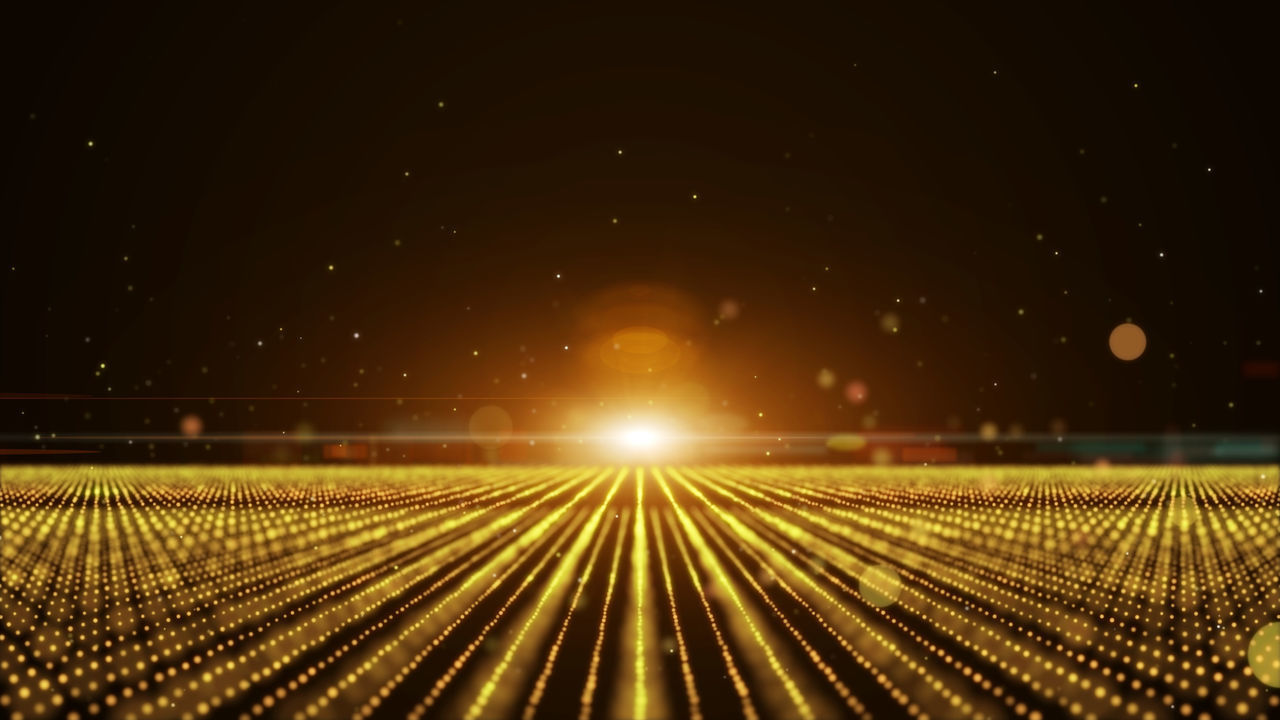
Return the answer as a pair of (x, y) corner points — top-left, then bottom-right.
(405, 469), (617, 719)
(521, 491), (619, 720)
(674, 466), (974, 717)
(659, 509), (760, 720)
(648, 507), (701, 720)
(461, 468), (626, 720)
(692, 466), (1130, 716)
(654, 468), (817, 720)
(578, 501), (630, 720)
(688, 507), (871, 718)
(634, 468), (648, 720)
(1, 465), (1277, 720)
(611, 466), (664, 720)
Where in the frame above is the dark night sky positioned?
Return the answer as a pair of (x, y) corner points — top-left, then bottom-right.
(3, 1), (1277, 449)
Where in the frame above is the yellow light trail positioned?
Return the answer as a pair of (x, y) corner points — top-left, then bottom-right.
(614, 466), (662, 720)
(578, 504), (628, 720)
(634, 467), (648, 720)
(654, 467), (820, 720)
(520, 488), (619, 720)
(461, 469), (626, 720)
(649, 507), (701, 720)
(661, 506), (760, 720)
(0, 465), (1277, 720)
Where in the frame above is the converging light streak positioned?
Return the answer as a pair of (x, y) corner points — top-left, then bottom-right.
(0, 465), (1277, 720)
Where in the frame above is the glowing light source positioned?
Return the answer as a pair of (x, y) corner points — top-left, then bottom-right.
(602, 420), (679, 457)
(619, 426), (664, 449)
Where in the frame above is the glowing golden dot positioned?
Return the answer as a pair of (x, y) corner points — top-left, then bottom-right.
(179, 414), (202, 438)
(1109, 322), (1147, 361)
(858, 564), (902, 607)
(844, 380), (868, 404)
(468, 405), (512, 450)
(979, 421), (999, 441)
(1248, 623), (1280, 688)
(815, 368), (836, 390)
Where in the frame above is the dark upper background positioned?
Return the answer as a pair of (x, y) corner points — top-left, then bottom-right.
(2, 1), (1277, 455)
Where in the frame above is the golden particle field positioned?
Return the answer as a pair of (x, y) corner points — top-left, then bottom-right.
(1, 465), (1278, 720)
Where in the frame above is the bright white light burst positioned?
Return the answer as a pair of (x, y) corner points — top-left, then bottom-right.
(618, 426), (664, 449)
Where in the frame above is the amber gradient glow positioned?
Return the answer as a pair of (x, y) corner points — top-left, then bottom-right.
(1, 465), (1278, 720)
